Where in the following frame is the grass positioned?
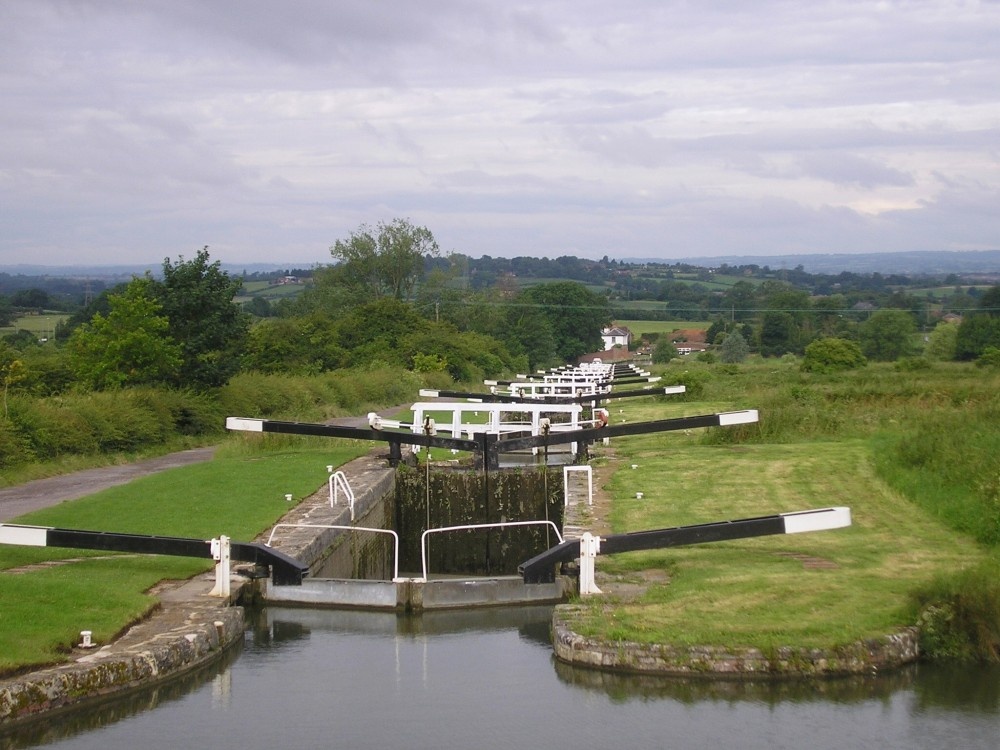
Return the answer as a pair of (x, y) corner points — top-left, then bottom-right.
(0, 313), (68, 340)
(613, 319), (710, 336)
(0, 436), (368, 673)
(562, 361), (999, 653)
(3, 360), (999, 669)
(579, 439), (978, 650)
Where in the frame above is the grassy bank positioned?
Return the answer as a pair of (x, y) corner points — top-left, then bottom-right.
(0, 366), (438, 486)
(565, 360), (1000, 658)
(3, 360), (998, 673)
(0, 437), (368, 674)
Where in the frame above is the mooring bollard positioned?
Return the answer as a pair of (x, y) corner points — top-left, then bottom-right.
(579, 532), (602, 596)
(209, 535), (231, 598)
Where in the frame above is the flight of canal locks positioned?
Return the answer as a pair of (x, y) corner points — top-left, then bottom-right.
(2, 361), (995, 748)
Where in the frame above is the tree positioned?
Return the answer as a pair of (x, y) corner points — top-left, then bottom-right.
(67, 278), (182, 390)
(718, 331), (750, 363)
(858, 309), (917, 361)
(330, 218), (439, 301)
(652, 339), (678, 363)
(0, 296), (13, 327)
(759, 311), (801, 357)
(10, 289), (50, 310)
(518, 282), (611, 362)
(242, 316), (346, 375)
(925, 321), (959, 361)
(801, 337), (867, 373)
(955, 314), (1000, 360)
(0, 342), (26, 418)
(154, 247), (250, 389)
(955, 285), (1000, 361)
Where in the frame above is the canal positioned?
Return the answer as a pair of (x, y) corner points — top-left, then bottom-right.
(3, 606), (998, 750)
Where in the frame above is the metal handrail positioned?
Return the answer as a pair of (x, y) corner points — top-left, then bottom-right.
(419, 520), (564, 581)
(267, 524), (400, 581)
(327, 469), (356, 518)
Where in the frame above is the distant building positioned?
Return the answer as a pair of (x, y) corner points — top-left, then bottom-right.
(601, 325), (632, 351)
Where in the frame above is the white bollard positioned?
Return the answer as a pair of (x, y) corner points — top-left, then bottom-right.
(209, 535), (231, 598)
(579, 532), (602, 596)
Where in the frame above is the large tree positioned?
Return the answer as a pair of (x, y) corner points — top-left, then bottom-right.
(329, 218), (439, 301)
(518, 282), (611, 362)
(955, 285), (1000, 360)
(154, 247), (250, 389)
(67, 278), (182, 390)
(858, 309), (917, 361)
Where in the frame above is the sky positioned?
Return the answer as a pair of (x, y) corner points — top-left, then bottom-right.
(1, 0), (999, 268)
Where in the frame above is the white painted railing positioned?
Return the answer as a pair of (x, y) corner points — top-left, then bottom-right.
(327, 468), (356, 519)
(419, 520), (564, 581)
(267, 524), (400, 581)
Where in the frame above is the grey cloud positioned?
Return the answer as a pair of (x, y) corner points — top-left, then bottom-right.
(2, 0), (999, 265)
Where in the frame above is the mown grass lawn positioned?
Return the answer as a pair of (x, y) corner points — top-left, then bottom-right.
(0, 438), (367, 673)
(565, 413), (985, 651)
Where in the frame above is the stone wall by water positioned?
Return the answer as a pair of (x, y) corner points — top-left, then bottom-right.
(552, 608), (920, 677)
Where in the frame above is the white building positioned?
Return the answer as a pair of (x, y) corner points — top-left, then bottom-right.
(601, 325), (632, 351)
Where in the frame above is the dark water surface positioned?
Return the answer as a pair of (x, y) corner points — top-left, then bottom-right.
(4, 606), (998, 750)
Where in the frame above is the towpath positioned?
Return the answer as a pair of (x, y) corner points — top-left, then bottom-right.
(0, 406), (410, 523)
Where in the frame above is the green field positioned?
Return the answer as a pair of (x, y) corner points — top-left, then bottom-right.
(613, 319), (710, 336)
(0, 313), (67, 340)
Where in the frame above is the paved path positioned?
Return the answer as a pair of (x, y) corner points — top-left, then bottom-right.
(0, 447), (219, 522)
(0, 406), (411, 523)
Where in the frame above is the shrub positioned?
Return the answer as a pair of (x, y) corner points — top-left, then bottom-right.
(895, 356), (931, 372)
(911, 560), (1000, 662)
(976, 346), (1000, 369)
(652, 339), (678, 363)
(800, 337), (867, 373)
(660, 369), (706, 400)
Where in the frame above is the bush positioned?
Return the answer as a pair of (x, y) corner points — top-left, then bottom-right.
(660, 369), (706, 400)
(895, 356), (931, 372)
(652, 339), (678, 363)
(976, 346), (1000, 369)
(801, 337), (867, 373)
(911, 559), (1000, 662)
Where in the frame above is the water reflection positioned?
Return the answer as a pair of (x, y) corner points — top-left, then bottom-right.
(2, 606), (998, 750)
(0, 647), (241, 750)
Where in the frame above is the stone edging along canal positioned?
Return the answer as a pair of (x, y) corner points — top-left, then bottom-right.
(551, 450), (922, 678)
(2, 450), (923, 728)
(551, 608), (920, 677)
(0, 575), (245, 728)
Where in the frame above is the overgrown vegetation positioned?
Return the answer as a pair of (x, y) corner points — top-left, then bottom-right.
(0, 366), (433, 485)
(568, 359), (1000, 662)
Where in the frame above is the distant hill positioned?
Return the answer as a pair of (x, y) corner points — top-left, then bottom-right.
(4, 250), (1000, 279)
(644, 250), (1000, 275)
(0, 262), (308, 280)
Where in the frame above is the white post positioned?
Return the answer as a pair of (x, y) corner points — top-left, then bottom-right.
(579, 532), (602, 595)
(210, 535), (231, 598)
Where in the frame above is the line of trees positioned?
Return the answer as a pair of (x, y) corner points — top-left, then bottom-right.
(1, 223), (614, 400)
(4, 220), (1000, 406)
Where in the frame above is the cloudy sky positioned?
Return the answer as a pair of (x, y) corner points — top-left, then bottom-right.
(2, 0), (998, 268)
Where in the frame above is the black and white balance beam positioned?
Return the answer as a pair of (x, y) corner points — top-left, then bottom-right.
(519, 506), (852, 585)
(0, 523), (309, 588)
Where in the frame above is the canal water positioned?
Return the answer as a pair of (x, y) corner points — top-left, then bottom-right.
(3, 606), (998, 750)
